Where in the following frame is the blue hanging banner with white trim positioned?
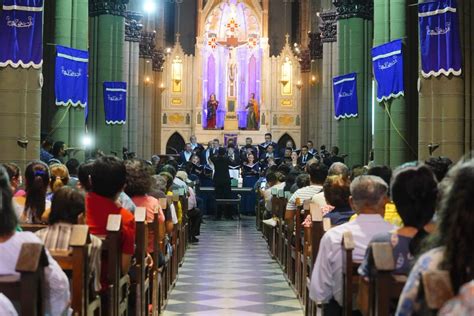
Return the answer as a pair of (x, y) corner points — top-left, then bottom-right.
(372, 39), (404, 102)
(333, 73), (358, 120)
(55, 45), (88, 108)
(418, 0), (462, 78)
(103, 82), (127, 125)
(0, 0), (43, 68)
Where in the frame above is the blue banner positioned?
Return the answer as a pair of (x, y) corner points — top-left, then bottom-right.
(333, 73), (358, 120)
(103, 82), (127, 125)
(55, 45), (88, 108)
(0, 0), (43, 68)
(418, 0), (462, 77)
(372, 39), (404, 102)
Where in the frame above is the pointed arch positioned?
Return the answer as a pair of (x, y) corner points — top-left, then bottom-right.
(166, 132), (186, 155)
(277, 133), (296, 150)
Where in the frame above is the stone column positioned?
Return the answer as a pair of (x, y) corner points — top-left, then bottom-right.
(334, 0), (373, 166)
(418, 0), (466, 161)
(373, 0), (416, 167)
(123, 11), (142, 155)
(307, 32), (323, 144)
(88, 0), (127, 156)
(40, 0), (88, 160)
(319, 9), (339, 149)
(0, 7), (43, 167)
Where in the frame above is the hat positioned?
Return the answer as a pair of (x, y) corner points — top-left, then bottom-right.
(176, 171), (190, 183)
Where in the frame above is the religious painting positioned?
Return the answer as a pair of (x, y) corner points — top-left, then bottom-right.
(202, 0), (262, 130)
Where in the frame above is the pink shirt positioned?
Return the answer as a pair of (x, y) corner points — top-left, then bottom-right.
(132, 195), (165, 253)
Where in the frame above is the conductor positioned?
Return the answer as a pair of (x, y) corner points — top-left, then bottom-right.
(210, 147), (233, 219)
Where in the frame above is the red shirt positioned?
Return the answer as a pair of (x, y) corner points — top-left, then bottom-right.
(86, 192), (135, 291)
(86, 192), (135, 255)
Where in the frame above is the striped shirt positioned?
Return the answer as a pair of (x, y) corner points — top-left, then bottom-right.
(286, 185), (324, 211)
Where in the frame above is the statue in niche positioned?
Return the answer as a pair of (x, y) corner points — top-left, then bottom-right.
(197, 112), (201, 124)
(206, 93), (219, 129)
(296, 115), (300, 126)
(163, 113), (167, 124)
(273, 114), (278, 126)
(262, 113), (266, 125)
(186, 113), (190, 125)
(227, 48), (237, 98)
(245, 93), (259, 130)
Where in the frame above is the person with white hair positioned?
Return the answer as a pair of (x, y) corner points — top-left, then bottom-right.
(309, 175), (396, 315)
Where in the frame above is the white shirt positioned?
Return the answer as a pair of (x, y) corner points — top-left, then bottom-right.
(287, 185), (323, 211)
(309, 214), (396, 305)
(0, 232), (71, 316)
(311, 190), (328, 216)
(0, 294), (17, 316)
(184, 151), (192, 162)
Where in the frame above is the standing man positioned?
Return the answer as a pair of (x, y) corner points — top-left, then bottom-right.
(210, 147), (233, 220)
(307, 140), (318, 157)
(259, 133), (278, 154)
(298, 145), (314, 167)
(179, 143), (194, 164)
(240, 137), (258, 161)
(190, 135), (204, 156)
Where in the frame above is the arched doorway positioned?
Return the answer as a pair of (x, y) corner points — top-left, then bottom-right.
(277, 133), (296, 151)
(166, 132), (186, 155)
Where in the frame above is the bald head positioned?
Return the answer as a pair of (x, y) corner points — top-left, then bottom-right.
(350, 175), (388, 214)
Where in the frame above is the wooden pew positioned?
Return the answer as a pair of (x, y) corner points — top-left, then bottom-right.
(171, 193), (180, 286)
(268, 188), (279, 258)
(293, 199), (309, 301)
(149, 198), (166, 315)
(304, 205), (331, 316)
(104, 214), (130, 316)
(0, 243), (48, 316)
(50, 225), (101, 316)
(342, 231), (360, 316)
(131, 207), (151, 316)
(20, 223), (47, 232)
(363, 242), (407, 316)
(420, 270), (454, 315)
(277, 190), (288, 270)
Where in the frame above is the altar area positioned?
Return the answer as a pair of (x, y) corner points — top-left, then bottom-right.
(159, 0), (302, 151)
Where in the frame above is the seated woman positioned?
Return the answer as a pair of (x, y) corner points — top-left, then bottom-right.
(396, 158), (474, 315)
(15, 161), (51, 223)
(48, 163), (70, 199)
(323, 175), (354, 225)
(0, 166), (71, 315)
(124, 159), (165, 253)
(359, 165), (438, 277)
(2, 162), (24, 197)
(35, 186), (103, 292)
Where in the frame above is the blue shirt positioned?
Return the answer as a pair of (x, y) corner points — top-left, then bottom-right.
(40, 148), (53, 163)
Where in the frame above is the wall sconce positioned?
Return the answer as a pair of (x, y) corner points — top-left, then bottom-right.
(145, 76), (151, 85)
(296, 80), (303, 89)
(281, 57), (292, 86)
(172, 56), (182, 85)
(311, 75), (317, 86)
(158, 82), (166, 93)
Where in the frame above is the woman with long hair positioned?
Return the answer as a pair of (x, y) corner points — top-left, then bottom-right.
(206, 93), (218, 129)
(396, 158), (474, 315)
(16, 161), (51, 223)
(0, 165), (71, 315)
(241, 152), (260, 215)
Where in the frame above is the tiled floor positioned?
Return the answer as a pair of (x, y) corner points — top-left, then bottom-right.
(163, 216), (304, 316)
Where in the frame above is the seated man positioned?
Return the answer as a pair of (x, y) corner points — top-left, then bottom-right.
(86, 156), (136, 290)
(309, 175), (396, 315)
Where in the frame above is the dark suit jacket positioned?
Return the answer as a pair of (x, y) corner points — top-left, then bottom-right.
(297, 153), (314, 166)
(179, 151), (193, 164)
(210, 155), (231, 198)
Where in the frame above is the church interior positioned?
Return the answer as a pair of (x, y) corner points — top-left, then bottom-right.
(0, 0), (474, 315)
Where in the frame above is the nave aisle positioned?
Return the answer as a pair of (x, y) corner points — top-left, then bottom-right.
(163, 217), (304, 316)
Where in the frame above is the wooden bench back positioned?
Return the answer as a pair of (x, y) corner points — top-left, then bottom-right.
(49, 224), (102, 316)
(342, 231), (360, 316)
(133, 207), (150, 316)
(0, 243), (48, 316)
(20, 223), (47, 232)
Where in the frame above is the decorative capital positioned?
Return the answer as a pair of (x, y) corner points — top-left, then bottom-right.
(308, 32), (322, 60)
(89, 0), (129, 17)
(152, 48), (165, 72)
(332, 0), (373, 20)
(125, 11), (143, 42)
(319, 10), (338, 43)
(298, 49), (311, 73)
(139, 31), (156, 59)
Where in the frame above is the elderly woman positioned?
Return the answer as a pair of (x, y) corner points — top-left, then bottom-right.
(323, 175), (355, 225)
